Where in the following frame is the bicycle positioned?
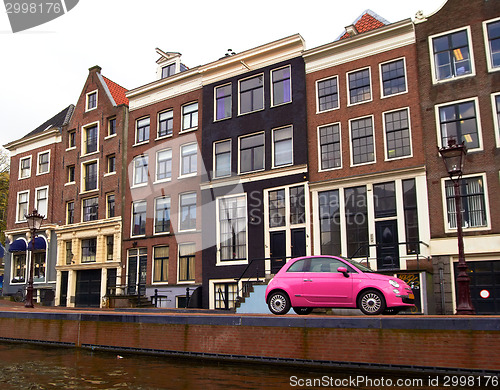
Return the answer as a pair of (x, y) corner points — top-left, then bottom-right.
(12, 288), (25, 303)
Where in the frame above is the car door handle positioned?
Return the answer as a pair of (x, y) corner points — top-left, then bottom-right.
(303, 279), (313, 282)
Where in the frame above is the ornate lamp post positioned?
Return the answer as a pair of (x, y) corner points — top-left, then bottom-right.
(438, 139), (475, 315)
(24, 209), (44, 308)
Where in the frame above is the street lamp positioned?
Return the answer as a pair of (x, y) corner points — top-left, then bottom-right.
(438, 139), (475, 315)
(24, 209), (44, 308)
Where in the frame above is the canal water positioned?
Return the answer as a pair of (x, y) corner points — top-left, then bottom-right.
(0, 342), (487, 389)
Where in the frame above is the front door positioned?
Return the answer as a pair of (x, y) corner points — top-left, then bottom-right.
(376, 220), (399, 269)
(291, 228), (306, 258)
(75, 269), (101, 307)
(59, 271), (68, 307)
(270, 231), (286, 273)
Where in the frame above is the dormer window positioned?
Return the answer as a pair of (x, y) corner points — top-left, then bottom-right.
(161, 64), (176, 79)
(86, 90), (98, 111)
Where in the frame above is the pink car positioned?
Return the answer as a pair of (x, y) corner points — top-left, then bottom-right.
(265, 255), (415, 315)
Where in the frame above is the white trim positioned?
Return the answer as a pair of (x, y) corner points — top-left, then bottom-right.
(179, 142), (198, 178)
(81, 195), (99, 223)
(36, 150), (51, 176)
(85, 90), (98, 112)
(18, 155), (32, 180)
(434, 96), (483, 153)
(132, 154), (149, 187)
(428, 26), (476, 85)
(15, 190), (29, 223)
(346, 66), (372, 106)
(67, 129), (76, 150)
(151, 244), (170, 285)
(492, 92), (500, 148)
(106, 116), (117, 138)
(153, 195), (171, 235)
(105, 193), (115, 219)
(130, 199), (147, 237)
(155, 147), (172, 183)
(315, 75), (340, 114)
(483, 17), (500, 73)
(349, 114), (376, 167)
(213, 139), (232, 179)
(238, 73), (265, 116)
(177, 242), (196, 284)
(134, 116), (150, 145)
(382, 107), (413, 161)
(178, 192), (197, 233)
(214, 83), (232, 122)
(317, 122), (342, 172)
(270, 64), (292, 107)
(379, 57), (408, 99)
(238, 130), (265, 175)
(81, 121), (100, 157)
(180, 101), (199, 133)
(35, 185), (49, 218)
(80, 159), (99, 194)
(157, 109), (174, 139)
(271, 125), (293, 169)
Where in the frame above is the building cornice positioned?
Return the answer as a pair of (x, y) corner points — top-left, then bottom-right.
(4, 128), (61, 156)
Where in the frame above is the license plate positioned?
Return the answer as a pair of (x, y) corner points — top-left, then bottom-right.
(408, 293), (414, 300)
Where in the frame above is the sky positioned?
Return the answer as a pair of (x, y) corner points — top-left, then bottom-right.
(0, 0), (445, 149)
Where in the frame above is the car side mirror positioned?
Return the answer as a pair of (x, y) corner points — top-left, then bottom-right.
(337, 267), (349, 277)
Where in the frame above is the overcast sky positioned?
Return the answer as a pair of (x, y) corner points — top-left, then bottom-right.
(0, 0), (444, 148)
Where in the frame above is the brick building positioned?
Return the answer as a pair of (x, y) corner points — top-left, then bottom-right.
(415, 0), (500, 314)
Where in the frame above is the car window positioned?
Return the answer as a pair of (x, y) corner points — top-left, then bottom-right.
(287, 259), (306, 272)
(308, 257), (355, 273)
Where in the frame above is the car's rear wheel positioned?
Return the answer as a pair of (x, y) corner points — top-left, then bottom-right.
(293, 307), (313, 315)
(268, 291), (291, 315)
(357, 290), (385, 315)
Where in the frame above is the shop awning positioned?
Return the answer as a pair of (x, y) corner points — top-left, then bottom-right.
(28, 237), (46, 250)
(8, 239), (27, 252)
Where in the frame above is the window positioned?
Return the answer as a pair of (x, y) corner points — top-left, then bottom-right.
(485, 19), (500, 70)
(178, 243), (195, 282)
(107, 155), (116, 174)
(271, 65), (291, 106)
(319, 190), (341, 256)
(153, 246), (169, 283)
(239, 74), (264, 114)
(437, 99), (480, 150)
(445, 176), (487, 229)
(431, 28), (472, 81)
(273, 126), (293, 167)
(403, 179), (419, 254)
(81, 238), (97, 263)
(384, 108), (411, 159)
(65, 241), (73, 265)
(83, 161), (98, 191)
(83, 125), (98, 154)
(106, 193), (115, 218)
(35, 187), (48, 217)
(269, 189), (285, 228)
(345, 186), (368, 258)
(318, 124), (341, 170)
(380, 59), (407, 97)
(154, 196), (171, 234)
(317, 76), (338, 112)
(290, 185), (305, 225)
(156, 149), (172, 181)
(182, 102), (198, 131)
(350, 116), (375, 165)
(493, 94), (500, 145)
(161, 63), (175, 79)
(67, 165), (75, 183)
(108, 118), (116, 136)
(239, 132), (264, 173)
(132, 201), (147, 236)
(133, 155), (148, 186)
(215, 84), (232, 120)
(86, 91), (97, 111)
(66, 201), (74, 224)
(82, 197), (98, 222)
(37, 151), (50, 174)
(12, 254), (26, 282)
(136, 117), (150, 144)
(158, 110), (173, 138)
(68, 130), (76, 148)
(218, 195), (246, 261)
(19, 156), (31, 179)
(214, 140), (231, 178)
(16, 191), (29, 222)
(348, 68), (371, 105)
(33, 252), (46, 283)
(373, 182), (396, 218)
(179, 193), (196, 231)
(106, 235), (114, 261)
(214, 282), (238, 309)
(180, 143), (197, 176)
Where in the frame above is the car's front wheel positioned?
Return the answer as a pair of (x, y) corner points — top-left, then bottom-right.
(268, 291), (291, 315)
(293, 307), (313, 315)
(357, 290), (386, 315)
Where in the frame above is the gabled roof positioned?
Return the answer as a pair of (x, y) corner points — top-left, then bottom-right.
(337, 9), (390, 40)
(22, 104), (74, 139)
(101, 75), (129, 106)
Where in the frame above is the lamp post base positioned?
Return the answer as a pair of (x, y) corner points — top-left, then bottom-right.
(455, 265), (475, 315)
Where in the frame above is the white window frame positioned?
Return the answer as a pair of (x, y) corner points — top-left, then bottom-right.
(131, 200), (147, 237)
(179, 142), (198, 178)
(36, 150), (50, 176)
(349, 115), (376, 167)
(155, 148), (172, 184)
(214, 83), (232, 122)
(317, 122), (342, 172)
(18, 155), (32, 180)
(379, 57), (408, 99)
(85, 90), (98, 112)
(80, 159), (99, 194)
(491, 92), (500, 147)
(152, 245), (170, 285)
(271, 125), (293, 168)
(428, 26), (476, 84)
(382, 107), (413, 161)
(67, 130), (77, 150)
(238, 73), (265, 115)
(105, 154), (116, 176)
(346, 67), (372, 106)
(215, 193), (248, 266)
(177, 242), (196, 284)
(132, 154), (149, 188)
(238, 131), (265, 174)
(270, 65), (292, 107)
(154, 196), (171, 235)
(16, 190), (29, 223)
(135, 116), (150, 146)
(81, 121), (100, 156)
(434, 97), (483, 153)
(181, 102), (198, 133)
(178, 192), (197, 232)
(157, 109), (173, 139)
(440, 173), (491, 233)
(213, 139), (232, 179)
(483, 17), (500, 73)
(316, 75), (340, 114)
(35, 185), (49, 218)
(106, 193), (115, 219)
(106, 117), (117, 139)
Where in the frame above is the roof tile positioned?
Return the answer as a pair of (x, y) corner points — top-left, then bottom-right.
(102, 76), (129, 106)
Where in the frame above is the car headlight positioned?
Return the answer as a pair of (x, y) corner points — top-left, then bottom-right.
(393, 289), (400, 294)
(389, 280), (400, 288)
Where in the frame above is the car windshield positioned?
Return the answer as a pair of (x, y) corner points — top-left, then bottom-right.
(342, 257), (374, 273)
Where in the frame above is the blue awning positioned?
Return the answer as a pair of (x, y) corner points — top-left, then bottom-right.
(8, 239), (27, 252)
(28, 237), (46, 250)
